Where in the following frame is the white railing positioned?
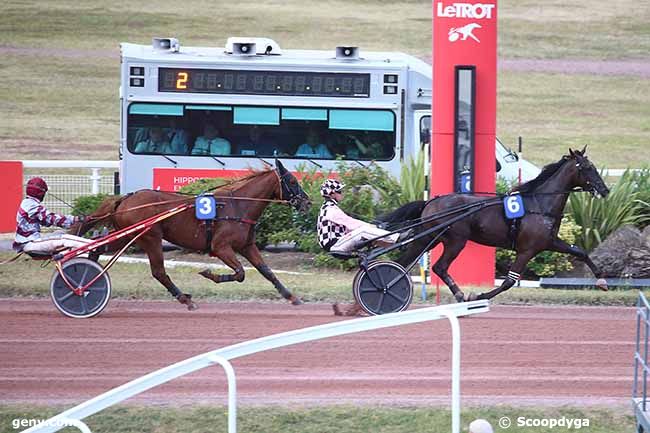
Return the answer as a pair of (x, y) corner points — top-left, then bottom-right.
(22, 300), (489, 433)
(603, 168), (638, 177)
(22, 161), (118, 214)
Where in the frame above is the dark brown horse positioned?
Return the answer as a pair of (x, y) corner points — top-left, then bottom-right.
(73, 160), (310, 310)
(379, 147), (610, 303)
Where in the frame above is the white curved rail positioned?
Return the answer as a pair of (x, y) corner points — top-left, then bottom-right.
(22, 300), (489, 433)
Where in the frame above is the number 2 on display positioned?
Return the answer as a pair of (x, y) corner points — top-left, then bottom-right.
(176, 72), (188, 89)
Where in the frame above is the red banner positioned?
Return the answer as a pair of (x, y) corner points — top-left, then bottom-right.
(0, 161), (23, 233)
(153, 168), (252, 192)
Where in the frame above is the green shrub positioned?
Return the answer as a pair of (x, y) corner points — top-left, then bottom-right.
(496, 176), (516, 195)
(337, 161), (402, 216)
(179, 178), (228, 195)
(628, 166), (650, 229)
(568, 169), (650, 251)
(400, 151), (426, 204)
(71, 194), (111, 216)
(257, 204), (295, 248)
(263, 163), (403, 267)
(312, 253), (358, 270)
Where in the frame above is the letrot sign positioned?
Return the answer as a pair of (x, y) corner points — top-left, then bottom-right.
(431, 0), (498, 285)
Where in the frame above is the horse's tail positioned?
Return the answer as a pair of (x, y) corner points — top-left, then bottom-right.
(69, 195), (124, 236)
(377, 200), (427, 225)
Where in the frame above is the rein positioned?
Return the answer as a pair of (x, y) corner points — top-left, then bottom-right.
(380, 186), (591, 231)
(86, 189), (289, 224)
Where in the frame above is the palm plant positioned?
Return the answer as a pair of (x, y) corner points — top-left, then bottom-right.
(568, 169), (650, 252)
(400, 150), (426, 204)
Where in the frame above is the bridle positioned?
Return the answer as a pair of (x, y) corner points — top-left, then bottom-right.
(574, 158), (598, 195)
(275, 168), (304, 209)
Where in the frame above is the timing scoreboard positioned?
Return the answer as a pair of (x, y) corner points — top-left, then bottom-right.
(158, 68), (371, 98)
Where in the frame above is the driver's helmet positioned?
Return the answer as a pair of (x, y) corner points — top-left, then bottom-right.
(320, 179), (345, 198)
(26, 177), (48, 201)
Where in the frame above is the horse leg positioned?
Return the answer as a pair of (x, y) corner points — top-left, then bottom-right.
(240, 243), (302, 305)
(548, 238), (608, 290)
(432, 238), (468, 303)
(198, 245), (246, 284)
(138, 236), (197, 311)
(473, 250), (536, 300)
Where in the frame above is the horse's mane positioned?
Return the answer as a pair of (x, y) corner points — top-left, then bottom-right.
(215, 167), (275, 193)
(512, 155), (570, 194)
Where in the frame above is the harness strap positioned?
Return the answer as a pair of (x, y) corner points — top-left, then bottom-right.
(508, 218), (521, 250)
(205, 220), (213, 254)
(217, 216), (257, 225)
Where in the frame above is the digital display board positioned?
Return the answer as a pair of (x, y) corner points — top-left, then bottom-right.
(158, 68), (370, 98)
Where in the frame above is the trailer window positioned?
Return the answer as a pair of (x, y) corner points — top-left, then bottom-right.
(127, 103), (395, 160)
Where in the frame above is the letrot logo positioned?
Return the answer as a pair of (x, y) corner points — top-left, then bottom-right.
(448, 23), (482, 43)
(436, 2), (495, 19)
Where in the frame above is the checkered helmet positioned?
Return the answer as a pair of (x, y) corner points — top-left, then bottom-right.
(320, 179), (345, 198)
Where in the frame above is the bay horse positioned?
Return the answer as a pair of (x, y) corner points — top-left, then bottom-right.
(335, 147), (610, 314)
(72, 160), (310, 310)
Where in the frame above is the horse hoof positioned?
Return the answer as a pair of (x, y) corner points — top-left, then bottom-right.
(177, 293), (198, 310)
(290, 296), (303, 306)
(332, 303), (343, 316)
(464, 293), (478, 302)
(454, 292), (466, 303)
(596, 278), (608, 291)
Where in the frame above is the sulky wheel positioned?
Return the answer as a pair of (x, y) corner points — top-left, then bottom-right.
(353, 260), (413, 315)
(50, 258), (111, 319)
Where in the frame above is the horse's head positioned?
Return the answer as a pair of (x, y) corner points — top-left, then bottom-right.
(275, 160), (311, 213)
(568, 146), (609, 198)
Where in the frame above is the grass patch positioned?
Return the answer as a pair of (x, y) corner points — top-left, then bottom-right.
(0, 1), (431, 53)
(497, 71), (650, 167)
(1, 1), (648, 165)
(0, 53), (118, 159)
(499, 0), (650, 59)
(0, 253), (639, 306)
(2, 0), (649, 58)
(0, 404), (635, 433)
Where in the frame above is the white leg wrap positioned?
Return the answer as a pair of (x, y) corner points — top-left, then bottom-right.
(507, 271), (521, 282)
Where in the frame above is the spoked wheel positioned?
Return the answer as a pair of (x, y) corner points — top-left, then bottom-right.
(50, 258), (111, 318)
(353, 260), (413, 315)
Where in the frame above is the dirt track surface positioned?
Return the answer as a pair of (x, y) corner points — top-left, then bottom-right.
(0, 299), (635, 408)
